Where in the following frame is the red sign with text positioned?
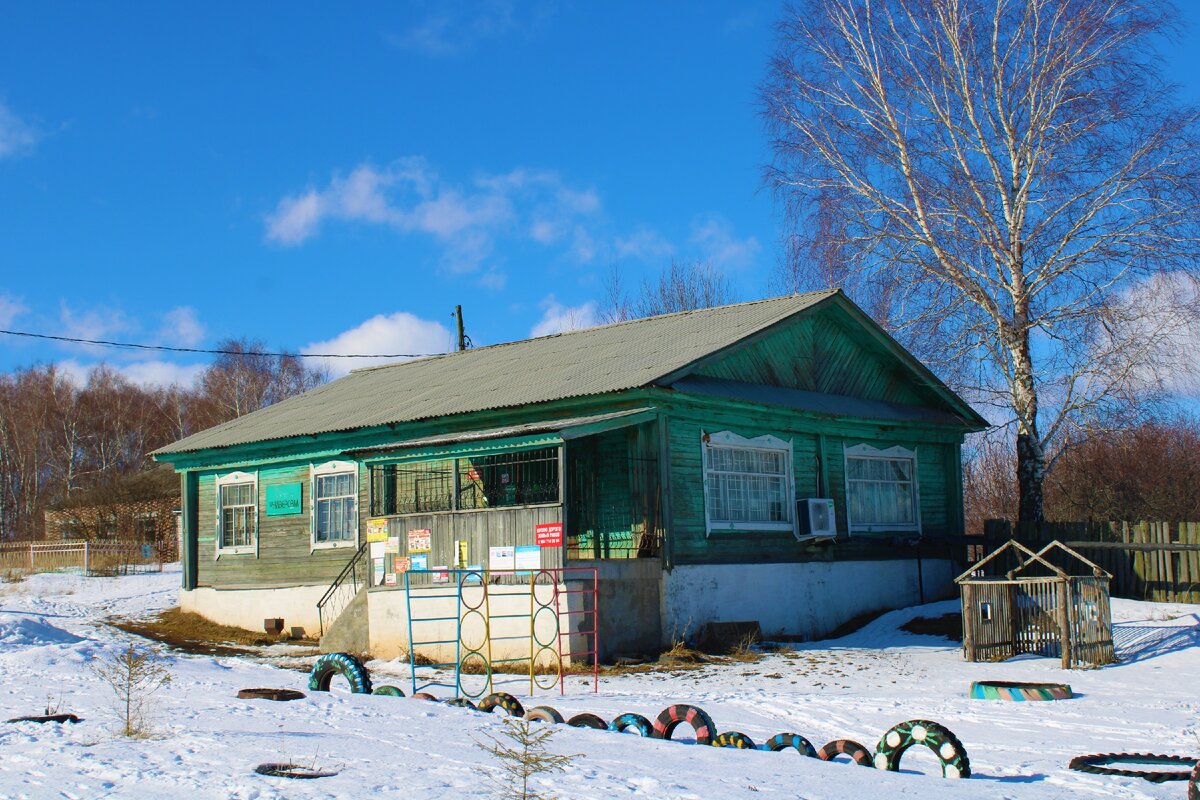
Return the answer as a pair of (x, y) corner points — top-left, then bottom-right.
(535, 522), (563, 547)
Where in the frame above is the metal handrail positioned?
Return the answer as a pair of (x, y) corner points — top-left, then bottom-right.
(316, 540), (370, 637)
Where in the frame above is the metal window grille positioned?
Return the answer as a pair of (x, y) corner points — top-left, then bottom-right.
(705, 445), (791, 525)
(219, 482), (256, 548)
(370, 461), (455, 516)
(458, 447), (559, 509)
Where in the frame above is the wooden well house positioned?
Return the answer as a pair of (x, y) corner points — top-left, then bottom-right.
(956, 540), (1115, 669)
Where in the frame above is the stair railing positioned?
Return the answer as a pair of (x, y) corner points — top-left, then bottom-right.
(316, 540), (371, 637)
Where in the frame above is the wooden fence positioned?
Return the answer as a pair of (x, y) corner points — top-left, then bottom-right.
(0, 541), (165, 577)
(982, 520), (1200, 603)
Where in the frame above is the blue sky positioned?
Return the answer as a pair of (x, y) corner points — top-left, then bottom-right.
(2, 2), (1198, 387)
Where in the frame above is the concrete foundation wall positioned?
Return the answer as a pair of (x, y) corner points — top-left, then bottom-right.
(180, 584), (327, 637)
(573, 558), (662, 660)
(660, 558), (955, 643)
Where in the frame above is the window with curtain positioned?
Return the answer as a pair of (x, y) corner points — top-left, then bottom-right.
(845, 444), (919, 532)
(702, 431), (794, 533)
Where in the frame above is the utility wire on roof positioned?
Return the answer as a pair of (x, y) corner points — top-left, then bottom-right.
(0, 328), (444, 359)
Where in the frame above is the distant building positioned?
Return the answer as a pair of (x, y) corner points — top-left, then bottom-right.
(44, 466), (180, 560)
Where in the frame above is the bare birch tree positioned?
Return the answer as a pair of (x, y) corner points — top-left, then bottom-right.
(599, 259), (735, 323)
(764, 0), (1200, 521)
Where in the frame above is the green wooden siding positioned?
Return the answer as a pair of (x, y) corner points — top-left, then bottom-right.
(695, 305), (928, 407)
(194, 462), (361, 589)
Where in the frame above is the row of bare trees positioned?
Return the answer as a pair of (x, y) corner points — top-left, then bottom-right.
(0, 340), (326, 540)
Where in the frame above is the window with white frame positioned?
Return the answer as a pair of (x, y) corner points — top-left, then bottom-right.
(216, 472), (257, 554)
(312, 461), (358, 547)
(702, 431), (795, 533)
(844, 444), (920, 533)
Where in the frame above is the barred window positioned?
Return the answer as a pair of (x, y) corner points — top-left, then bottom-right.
(702, 432), (794, 533)
(368, 448), (560, 516)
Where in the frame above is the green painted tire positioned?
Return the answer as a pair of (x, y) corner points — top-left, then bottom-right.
(371, 685), (405, 697)
(608, 713), (654, 737)
(874, 720), (971, 778)
(308, 653), (372, 694)
(712, 731), (756, 749)
(762, 733), (818, 757)
(524, 706), (565, 724)
(478, 692), (525, 717)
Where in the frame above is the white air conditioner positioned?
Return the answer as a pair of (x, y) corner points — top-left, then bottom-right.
(796, 498), (837, 541)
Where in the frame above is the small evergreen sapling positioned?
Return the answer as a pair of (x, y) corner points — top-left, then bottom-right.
(475, 716), (582, 800)
(89, 643), (172, 737)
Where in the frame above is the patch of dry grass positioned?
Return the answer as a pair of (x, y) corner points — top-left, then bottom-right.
(112, 607), (317, 656)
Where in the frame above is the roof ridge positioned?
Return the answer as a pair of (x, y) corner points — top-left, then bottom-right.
(348, 290), (839, 376)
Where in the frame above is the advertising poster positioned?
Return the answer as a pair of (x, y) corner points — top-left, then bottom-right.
(534, 522), (563, 547)
(431, 566), (450, 584)
(366, 518), (389, 543)
(456, 540), (469, 568)
(407, 528), (432, 553)
(393, 555), (410, 574)
(488, 545), (515, 572)
(372, 558), (385, 585)
(384, 573), (397, 586)
(514, 544), (541, 572)
(410, 553), (428, 571)
(384, 536), (400, 553)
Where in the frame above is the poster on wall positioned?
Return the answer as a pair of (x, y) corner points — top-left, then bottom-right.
(407, 528), (432, 552)
(431, 566), (450, 584)
(534, 522), (563, 547)
(488, 546), (515, 572)
(393, 555), (410, 574)
(369, 541), (386, 560)
(514, 545), (541, 572)
(372, 558), (385, 585)
(385, 536), (400, 553)
(456, 540), (469, 568)
(366, 518), (389, 543)
(384, 572), (397, 586)
(410, 553), (428, 571)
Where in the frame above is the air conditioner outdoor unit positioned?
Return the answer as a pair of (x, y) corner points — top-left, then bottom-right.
(797, 498), (837, 541)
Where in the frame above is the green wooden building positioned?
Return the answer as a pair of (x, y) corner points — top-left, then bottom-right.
(153, 291), (986, 659)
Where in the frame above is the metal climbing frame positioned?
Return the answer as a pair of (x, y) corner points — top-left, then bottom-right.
(401, 567), (599, 699)
(528, 567), (599, 696)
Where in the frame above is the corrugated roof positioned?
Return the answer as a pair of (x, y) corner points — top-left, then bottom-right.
(154, 291), (838, 456)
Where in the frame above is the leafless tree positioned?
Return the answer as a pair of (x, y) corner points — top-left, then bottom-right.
(187, 338), (328, 430)
(599, 259), (735, 323)
(764, 0), (1200, 522)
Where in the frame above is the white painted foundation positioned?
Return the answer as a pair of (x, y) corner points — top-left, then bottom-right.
(180, 584), (327, 637)
(660, 559), (954, 643)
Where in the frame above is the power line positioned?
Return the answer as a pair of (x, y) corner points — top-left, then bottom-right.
(0, 328), (444, 359)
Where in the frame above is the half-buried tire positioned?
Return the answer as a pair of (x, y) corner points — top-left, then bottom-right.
(568, 713), (608, 730)
(712, 731), (756, 750)
(874, 720), (971, 778)
(762, 733), (818, 757)
(308, 653), (372, 694)
(816, 739), (874, 766)
(524, 706), (565, 724)
(652, 704), (716, 745)
(371, 685), (405, 697)
(609, 713), (654, 737)
(478, 692), (525, 717)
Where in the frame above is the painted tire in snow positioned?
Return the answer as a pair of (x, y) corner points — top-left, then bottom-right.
(969, 681), (1073, 701)
(608, 713), (654, 737)
(478, 692), (525, 717)
(712, 731), (756, 750)
(524, 706), (565, 724)
(371, 685), (405, 697)
(761, 733), (818, 757)
(1068, 753), (1199, 783)
(412, 692), (439, 701)
(651, 704), (716, 745)
(307, 652), (372, 694)
(816, 739), (874, 766)
(1188, 760), (1200, 800)
(443, 697), (478, 711)
(874, 720), (971, 778)
(567, 713), (608, 730)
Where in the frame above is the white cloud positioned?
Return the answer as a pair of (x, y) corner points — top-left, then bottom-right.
(57, 301), (130, 356)
(304, 312), (453, 377)
(615, 227), (675, 262)
(1107, 271), (1200, 398)
(265, 158), (601, 275)
(530, 296), (598, 338)
(0, 101), (38, 159)
(689, 214), (761, 270)
(159, 306), (206, 347)
(0, 292), (27, 328)
(56, 358), (205, 389)
(386, 1), (550, 57)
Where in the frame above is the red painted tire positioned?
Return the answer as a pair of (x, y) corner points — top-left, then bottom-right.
(817, 739), (874, 766)
(652, 704), (717, 745)
(412, 692), (439, 701)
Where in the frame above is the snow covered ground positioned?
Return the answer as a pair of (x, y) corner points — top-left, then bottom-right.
(1, 567), (1198, 799)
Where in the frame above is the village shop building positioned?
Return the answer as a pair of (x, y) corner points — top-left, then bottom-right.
(153, 291), (986, 661)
